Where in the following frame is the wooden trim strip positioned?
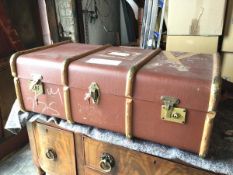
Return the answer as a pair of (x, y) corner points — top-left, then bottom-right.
(199, 111), (216, 157)
(61, 44), (111, 123)
(9, 40), (71, 112)
(199, 53), (221, 157)
(207, 53), (221, 112)
(125, 49), (161, 138)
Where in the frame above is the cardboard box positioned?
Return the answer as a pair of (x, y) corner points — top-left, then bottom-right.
(222, 0), (233, 52)
(222, 53), (233, 83)
(167, 0), (226, 35)
(166, 36), (219, 54)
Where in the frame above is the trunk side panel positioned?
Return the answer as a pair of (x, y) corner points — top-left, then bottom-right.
(20, 79), (66, 118)
(70, 88), (125, 133)
(69, 58), (128, 133)
(133, 99), (205, 153)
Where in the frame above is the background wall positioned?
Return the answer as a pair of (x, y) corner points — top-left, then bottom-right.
(82, 0), (120, 45)
(3, 0), (43, 48)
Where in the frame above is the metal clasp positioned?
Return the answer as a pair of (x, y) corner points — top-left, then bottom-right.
(161, 96), (186, 124)
(84, 82), (100, 104)
(29, 74), (44, 105)
(29, 74), (44, 95)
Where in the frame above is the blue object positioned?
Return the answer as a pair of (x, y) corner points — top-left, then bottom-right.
(159, 0), (164, 8)
(154, 32), (160, 40)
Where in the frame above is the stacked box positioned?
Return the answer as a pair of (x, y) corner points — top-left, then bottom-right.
(166, 0), (227, 54)
(166, 36), (218, 54)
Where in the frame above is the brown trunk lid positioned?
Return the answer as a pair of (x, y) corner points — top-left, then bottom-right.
(16, 43), (102, 85)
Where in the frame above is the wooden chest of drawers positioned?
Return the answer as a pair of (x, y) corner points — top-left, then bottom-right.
(27, 121), (217, 175)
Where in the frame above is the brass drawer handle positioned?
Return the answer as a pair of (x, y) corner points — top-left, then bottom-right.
(45, 149), (57, 161)
(99, 153), (115, 173)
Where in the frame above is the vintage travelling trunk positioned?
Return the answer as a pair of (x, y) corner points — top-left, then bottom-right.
(10, 41), (221, 157)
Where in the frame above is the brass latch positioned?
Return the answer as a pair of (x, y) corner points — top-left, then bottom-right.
(161, 96), (186, 124)
(84, 82), (100, 104)
(29, 74), (44, 96)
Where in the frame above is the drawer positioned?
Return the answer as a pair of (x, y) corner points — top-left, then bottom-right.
(85, 167), (104, 175)
(83, 136), (214, 175)
(34, 123), (76, 175)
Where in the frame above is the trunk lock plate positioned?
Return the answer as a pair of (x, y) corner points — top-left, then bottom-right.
(161, 96), (186, 124)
